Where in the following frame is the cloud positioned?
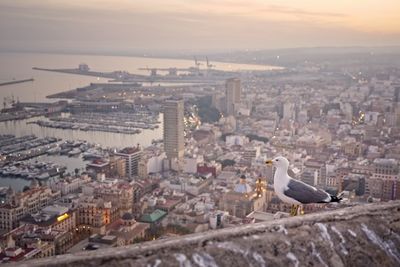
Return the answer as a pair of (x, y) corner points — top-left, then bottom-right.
(0, 0), (399, 52)
(260, 4), (347, 18)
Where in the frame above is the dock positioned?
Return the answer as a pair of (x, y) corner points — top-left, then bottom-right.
(33, 66), (231, 84)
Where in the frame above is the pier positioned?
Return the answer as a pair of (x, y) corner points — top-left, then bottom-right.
(33, 67), (118, 79)
(0, 78), (34, 87)
(33, 65), (233, 84)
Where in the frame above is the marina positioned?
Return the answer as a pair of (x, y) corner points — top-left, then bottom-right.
(0, 114), (163, 149)
(28, 111), (160, 134)
(30, 120), (143, 134)
(0, 133), (108, 191)
(0, 161), (66, 180)
(0, 154), (89, 192)
(0, 134), (109, 164)
(0, 135), (60, 163)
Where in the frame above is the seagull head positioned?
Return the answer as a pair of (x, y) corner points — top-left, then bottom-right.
(265, 156), (289, 170)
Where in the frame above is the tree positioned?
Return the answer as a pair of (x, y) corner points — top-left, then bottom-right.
(195, 96), (221, 123)
(166, 224), (191, 235)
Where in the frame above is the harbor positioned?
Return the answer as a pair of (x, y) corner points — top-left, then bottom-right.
(0, 52), (270, 189)
(0, 99), (67, 122)
(0, 52), (279, 103)
(32, 61), (243, 84)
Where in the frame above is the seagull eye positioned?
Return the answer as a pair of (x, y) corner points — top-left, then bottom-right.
(275, 159), (279, 162)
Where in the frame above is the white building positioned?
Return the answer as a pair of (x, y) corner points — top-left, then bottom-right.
(50, 174), (91, 196)
(183, 156), (204, 173)
(226, 135), (248, 147)
(283, 102), (295, 120)
(138, 152), (166, 178)
(243, 146), (261, 162)
(115, 146), (142, 179)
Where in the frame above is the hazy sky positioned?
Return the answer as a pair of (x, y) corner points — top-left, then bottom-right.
(1, 0), (400, 53)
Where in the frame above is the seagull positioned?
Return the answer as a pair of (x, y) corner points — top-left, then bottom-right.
(266, 156), (341, 216)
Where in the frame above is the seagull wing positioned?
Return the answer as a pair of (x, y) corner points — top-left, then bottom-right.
(284, 179), (331, 204)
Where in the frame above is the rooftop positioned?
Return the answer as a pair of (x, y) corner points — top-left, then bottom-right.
(116, 147), (141, 155)
(373, 158), (398, 165)
(139, 209), (167, 223)
(87, 159), (109, 167)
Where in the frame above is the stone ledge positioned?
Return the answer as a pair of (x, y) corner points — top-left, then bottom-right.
(10, 201), (400, 267)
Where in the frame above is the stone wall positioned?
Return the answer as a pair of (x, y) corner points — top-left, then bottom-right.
(11, 201), (400, 267)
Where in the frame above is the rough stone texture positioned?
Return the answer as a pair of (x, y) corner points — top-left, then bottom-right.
(10, 201), (400, 267)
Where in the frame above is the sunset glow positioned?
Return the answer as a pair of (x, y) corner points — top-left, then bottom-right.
(0, 0), (399, 51)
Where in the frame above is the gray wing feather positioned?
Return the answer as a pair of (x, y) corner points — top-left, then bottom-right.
(284, 179), (330, 204)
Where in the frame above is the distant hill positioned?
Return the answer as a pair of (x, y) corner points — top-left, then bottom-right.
(204, 46), (400, 67)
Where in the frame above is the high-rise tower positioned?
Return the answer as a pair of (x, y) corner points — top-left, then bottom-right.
(225, 78), (241, 116)
(394, 87), (400, 104)
(163, 99), (184, 160)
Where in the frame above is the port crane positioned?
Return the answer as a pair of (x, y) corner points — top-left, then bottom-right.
(194, 56), (202, 69)
(138, 67), (189, 76)
(139, 56), (214, 77)
(138, 67), (159, 76)
(206, 56), (215, 69)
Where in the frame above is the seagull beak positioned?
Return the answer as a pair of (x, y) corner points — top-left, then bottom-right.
(265, 160), (272, 166)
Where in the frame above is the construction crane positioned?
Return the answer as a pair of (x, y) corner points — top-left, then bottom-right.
(3, 95), (15, 109)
